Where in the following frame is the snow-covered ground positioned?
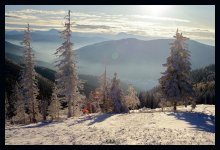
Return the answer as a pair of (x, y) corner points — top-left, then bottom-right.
(5, 104), (215, 145)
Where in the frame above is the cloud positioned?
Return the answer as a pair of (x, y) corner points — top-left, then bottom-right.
(184, 31), (215, 40)
(5, 15), (21, 19)
(74, 24), (113, 30)
(5, 26), (50, 31)
(5, 8), (214, 45)
(8, 9), (66, 15)
(5, 12), (39, 20)
(130, 15), (190, 23)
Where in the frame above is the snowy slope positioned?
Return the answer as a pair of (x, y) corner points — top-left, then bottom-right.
(5, 105), (215, 145)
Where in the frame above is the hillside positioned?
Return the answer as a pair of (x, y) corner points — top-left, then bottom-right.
(5, 58), (130, 98)
(76, 38), (215, 69)
(5, 29), (110, 49)
(5, 37), (215, 90)
(5, 105), (215, 145)
(5, 37), (215, 70)
(5, 41), (55, 69)
(5, 41), (27, 56)
(5, 59), (54, 100)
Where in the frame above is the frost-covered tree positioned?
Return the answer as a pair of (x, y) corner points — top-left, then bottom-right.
(159, 29), (194, 111)
(48, 84), (61, 120)
(98, 67), (112, 112)
(20, 24), (42, 123)
(55, 10), (83, 118)
(124, 84), (140, 110)
(110, 73), (129, 113)
(12, 82), (28, 124)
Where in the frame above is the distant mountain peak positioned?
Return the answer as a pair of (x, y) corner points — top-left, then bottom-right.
(48, 29), (59, 32)
(119, 37), (139, 41)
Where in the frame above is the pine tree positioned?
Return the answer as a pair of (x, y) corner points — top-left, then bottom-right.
(55, 10), (83, 118)
(124, 84), (140, 110)
(12, 82), (28, 124)
(73, 93), (86, 115)
(110, 73), (129, 113)
(138, 91), (146, 108)
(48, 84), (61, 120)
(98, 66), (112, 112)
(159, 29), (194, 111)
(20, 24), (42, 123)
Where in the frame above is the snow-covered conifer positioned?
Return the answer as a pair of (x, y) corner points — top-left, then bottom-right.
(159, 29), (194, 111)
(48, 84), (61, 120)
(20, 24), (42, 123)
(98, 67), (112, 112)
(12, 82), (28, 124)
(54, 10), (83, 118)
(124, 84), (140, 110)
(110, 73), (128, 113)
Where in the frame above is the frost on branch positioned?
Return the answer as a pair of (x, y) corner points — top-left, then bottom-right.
(124, 84), (140, 110)
(97, 67), (113, 112)
(159, 29), (194, 111)
(12, 82), (29, 124)
(110, 73), (129, 113)
(20, 24), (42, 123)
(54, 10), (84, 118)
(48, 84), (61, 120)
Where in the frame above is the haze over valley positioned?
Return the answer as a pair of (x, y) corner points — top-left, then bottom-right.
(5, 30), (215, 90)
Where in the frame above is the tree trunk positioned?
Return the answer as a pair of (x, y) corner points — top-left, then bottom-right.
(32, 101), (36, 123)
(184, 99), (187, 108)
(24, 112), (26, 124)
(67, 96), (72, 118)
(43, 115), (46, 121)
(58, 110), (59, 119)
(174, 101), (177, 112)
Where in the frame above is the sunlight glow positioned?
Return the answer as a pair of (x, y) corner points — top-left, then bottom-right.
(139, 5), (171, 16)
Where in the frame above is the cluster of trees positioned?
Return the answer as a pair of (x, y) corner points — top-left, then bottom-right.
(139, 86), (162, 109)
(5, 59), (54, 121)
(135, 30), (197, 111)
(191, 64), (215, 104)
(5, 11), (83, 124)
(5, 11), (215, 124)
(138, 64), (215, 110)
(94, 68), (140, 113)
(5, 11), (141, 124)
(138, 30), (215, 111)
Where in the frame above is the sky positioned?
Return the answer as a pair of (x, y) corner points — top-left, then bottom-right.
(5, 5), (215, 46)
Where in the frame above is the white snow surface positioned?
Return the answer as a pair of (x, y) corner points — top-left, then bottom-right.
(5, 104), (215, 145)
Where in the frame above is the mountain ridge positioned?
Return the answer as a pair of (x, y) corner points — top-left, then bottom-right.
(5, 37), (215, 90)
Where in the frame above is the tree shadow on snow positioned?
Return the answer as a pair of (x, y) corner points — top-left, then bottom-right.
(23, 120), (62, 128)
(88, 113), (116, 125)
(67, 115), (96, 126)
(167, 112), (215, 133)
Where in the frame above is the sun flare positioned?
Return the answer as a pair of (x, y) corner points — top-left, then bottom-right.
(139, 5), (171, 16)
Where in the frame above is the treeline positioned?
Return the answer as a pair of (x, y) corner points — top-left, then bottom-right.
(138, 64), (215, 109)
(190, 64), (215, 104)
(5, 59), (54, 120)
(5, 10), (136, 124)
